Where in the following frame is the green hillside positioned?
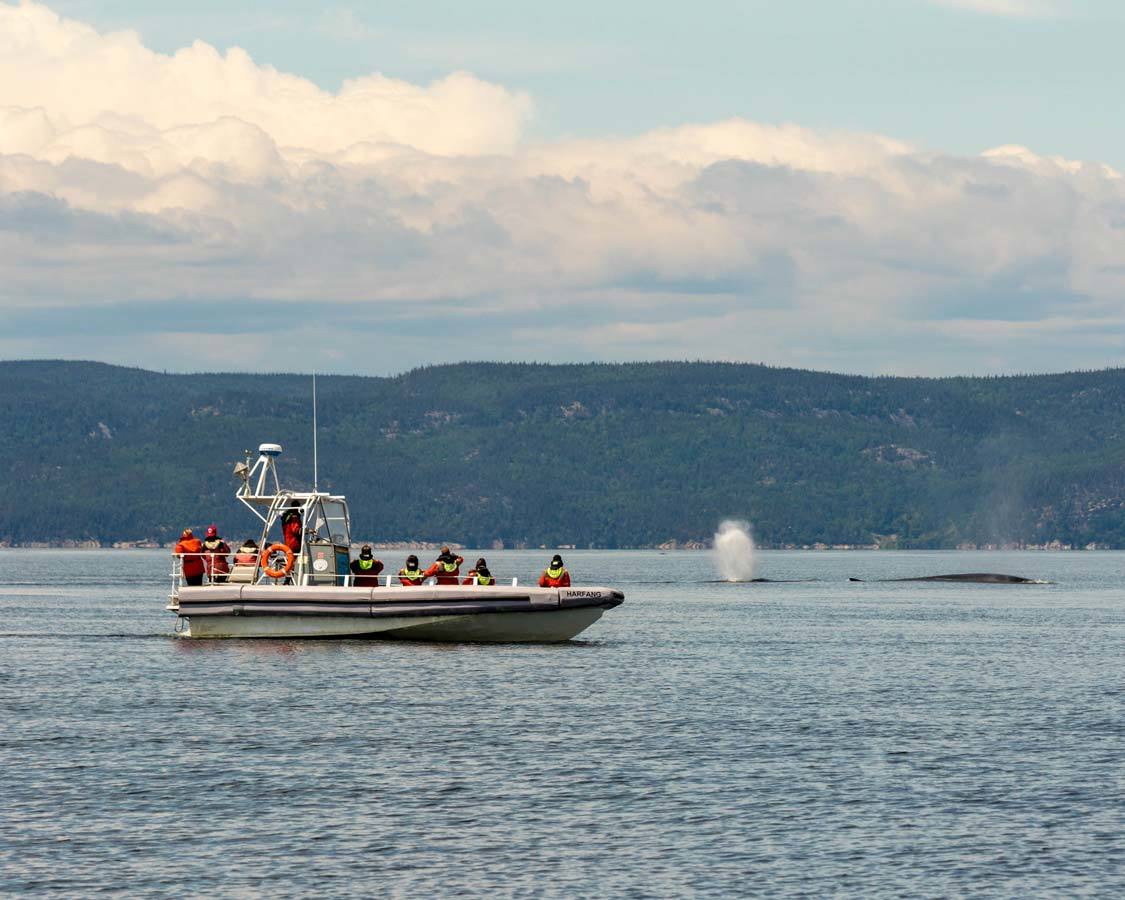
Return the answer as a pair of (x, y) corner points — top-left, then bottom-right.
(2, 360), (1124, 548)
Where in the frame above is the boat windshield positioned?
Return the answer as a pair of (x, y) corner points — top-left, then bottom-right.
(310, 499), (350, 545)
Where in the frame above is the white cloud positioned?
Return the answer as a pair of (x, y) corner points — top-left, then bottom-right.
(2, 1), (1125, 376)
(0, 1), (530, 157)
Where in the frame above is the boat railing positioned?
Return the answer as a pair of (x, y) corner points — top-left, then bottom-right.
(345, 574), (520, 588)
(170, 554), (519, 594)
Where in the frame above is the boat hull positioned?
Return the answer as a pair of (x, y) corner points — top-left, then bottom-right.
(172, 584), (622, 643)
(182, 607), (605, 641)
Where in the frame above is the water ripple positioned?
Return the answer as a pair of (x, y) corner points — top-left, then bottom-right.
(3, 548), (1125, 896)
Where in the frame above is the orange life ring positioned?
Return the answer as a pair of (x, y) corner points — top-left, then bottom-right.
(261, 543), (295, 578)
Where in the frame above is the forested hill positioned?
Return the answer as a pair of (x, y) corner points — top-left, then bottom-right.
(3, 359), (1125, 549)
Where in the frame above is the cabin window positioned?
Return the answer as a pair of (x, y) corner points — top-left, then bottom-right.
(304, 499), (326, 542)
(321, 501), (350, 546)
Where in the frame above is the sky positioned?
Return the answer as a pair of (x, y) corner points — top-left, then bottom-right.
(3, 0), (1125, 376)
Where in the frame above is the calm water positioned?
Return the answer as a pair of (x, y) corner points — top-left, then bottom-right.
(2, 548), (1125, 896)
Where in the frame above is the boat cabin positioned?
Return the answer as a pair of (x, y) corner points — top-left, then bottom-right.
(231, 443), (352, 586)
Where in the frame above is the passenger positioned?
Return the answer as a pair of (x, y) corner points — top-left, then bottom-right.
(281, 508), (302, 554)
(233, 538), (259, 566)
(424, 546), (464, 585)
(398, 554), (426, 586)
(538, 554), (571, 588)
(463, 558), (495, 586)
(174, 528), (205, 586)
(201, 524), (231, 584)
(228, 538), (260, 584)
(350, 544), (385, 587)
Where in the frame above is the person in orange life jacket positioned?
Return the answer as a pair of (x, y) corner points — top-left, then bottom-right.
(539, 554), (571, 588)
(398, 554), (426, 586)
(424, 546), (464, 585)
(350, 545), (385, 587)
(201, 524), (231, 583)
(281, 508), (302, 554)
(174, 528), (205, 586)
(463, 558), (494, 586)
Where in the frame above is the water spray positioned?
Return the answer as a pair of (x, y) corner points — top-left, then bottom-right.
(714, 520), (755, 582)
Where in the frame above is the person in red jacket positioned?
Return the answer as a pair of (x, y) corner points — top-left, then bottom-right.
(398, 554), (426, 586)
(175, 528), (206, 586)
(350, 545), (385, 587)
(538, 554), (571, 588)
(463, 558), (495, 586)
(282, 508), (302, 554)
(424, 546), (464, 585)
(202, 524), (231, 583)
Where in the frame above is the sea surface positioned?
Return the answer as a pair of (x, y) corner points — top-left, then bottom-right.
(2, 548), (1124, 897)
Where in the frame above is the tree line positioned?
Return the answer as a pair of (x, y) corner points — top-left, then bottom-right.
(2, 359), (1124, 548)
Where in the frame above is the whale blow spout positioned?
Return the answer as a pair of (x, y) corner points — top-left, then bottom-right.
(714, 520), (755, 582)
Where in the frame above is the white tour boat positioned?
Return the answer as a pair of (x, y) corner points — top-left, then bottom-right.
(167, 443), (624, 641)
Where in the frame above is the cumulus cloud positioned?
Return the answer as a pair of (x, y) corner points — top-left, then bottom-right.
(2, 1), (1124, 376)
(0, 1), (530, 158)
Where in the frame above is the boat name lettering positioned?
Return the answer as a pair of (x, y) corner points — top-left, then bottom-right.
(564, 590), (602, 598)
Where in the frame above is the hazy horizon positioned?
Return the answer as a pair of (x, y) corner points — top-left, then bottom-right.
(7, 356), (1125, 381)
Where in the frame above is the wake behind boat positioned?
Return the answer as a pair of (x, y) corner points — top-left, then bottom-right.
(167, 443), (623, 641)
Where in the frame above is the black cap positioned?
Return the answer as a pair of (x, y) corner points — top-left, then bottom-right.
(551, 554), (563, 565)
(360, 545), (373, 557)
(406, 554), (418, 566)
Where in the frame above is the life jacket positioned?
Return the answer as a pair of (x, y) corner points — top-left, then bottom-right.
(234, 546), (258, 566)
(399, 566), (425, 586)
(539, 565), (570, 587)
(351, 556), (384, 586)
(427, 556), (462, 584)
(464, 569), (494, 586)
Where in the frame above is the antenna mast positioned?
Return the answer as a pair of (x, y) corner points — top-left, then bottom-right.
(312, 373), (319, 493)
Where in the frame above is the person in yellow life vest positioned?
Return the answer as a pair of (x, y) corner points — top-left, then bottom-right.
(350, 545), (384, 587)
(463, 558), (494, 586)
(424, 546), (464, 585)
(398, 554), (426, 586)
(539, 554), (571, 588)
